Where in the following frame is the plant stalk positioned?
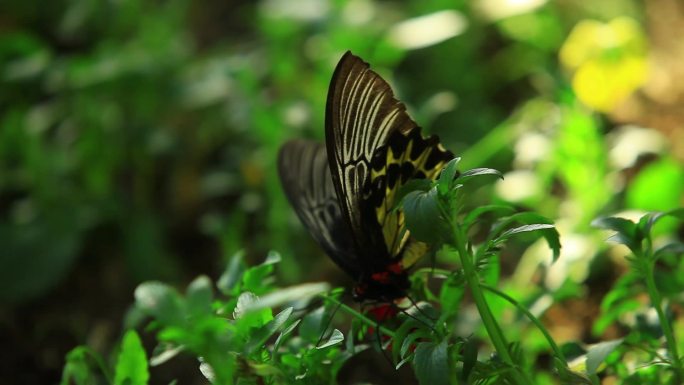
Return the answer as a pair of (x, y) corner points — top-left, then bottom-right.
(643, 259), (683, 382)
(451, 224), (533, 385)
(321, 294), (396, 338)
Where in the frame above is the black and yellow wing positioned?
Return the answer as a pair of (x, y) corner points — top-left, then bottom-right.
(325, 52), (453, 271)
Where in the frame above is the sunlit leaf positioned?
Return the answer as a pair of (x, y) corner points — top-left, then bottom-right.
(585, 339), (623, 375)
(316, 329), (343, 349)
(114, 330), (149, 385)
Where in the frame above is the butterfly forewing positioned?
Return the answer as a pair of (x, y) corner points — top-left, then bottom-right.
(325, 52), (420, 260)
(278, 140), (361, 277)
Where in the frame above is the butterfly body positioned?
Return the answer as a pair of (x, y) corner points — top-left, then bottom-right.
(278, 52), (453, 302)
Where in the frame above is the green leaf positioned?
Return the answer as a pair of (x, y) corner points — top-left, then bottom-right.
(134, 282), (185, 327)
(114, 330), (149, 385)
(592, 216), (639, 251)
(461, 337), (478, 382)
(392, 318), (420, 364)
(585, 339), (623, 375)
(395, 178), (434, 210)
(403, 186), (448, 244)
(437, 157), (461, 195)
(653, 242), (684, 262)
(493, 223), (561, 262)
(452, 167), (503, 193)
(641, 208), (684, 235)
(273, 319), (301, 356)
(497, 224), (555, 238)
(316, 329), (344, 349)
(462, 205), (516, 232)
(246, 307), (293, 353)
(490, 212), (560, 261)
(251, 282), (330, 310)
(299, 306), (325, 343)
(459, 167), (503, 179)
(413, 341), (449, 385)
(400, 328), (432, 360)
(233, 292), (272, 327)
(241, 252), (281, 294)
(61, 347), (99, 385)
(438, 272), (465, 323)
(217, 250), (245, 295)
(186, 276), (213, 317)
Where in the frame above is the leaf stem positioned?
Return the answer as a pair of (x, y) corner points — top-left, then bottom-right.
(481, 284), (566, 362)
(451, 223), (533, 385)
(642, 258), (683, 382)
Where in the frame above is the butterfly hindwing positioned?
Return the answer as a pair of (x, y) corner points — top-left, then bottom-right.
(278, 140), (361, 278)
(364, 128), (454, 268)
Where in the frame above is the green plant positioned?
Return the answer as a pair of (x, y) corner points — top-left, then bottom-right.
(592, 209), (684, 384)
(60, 203), (684, 384)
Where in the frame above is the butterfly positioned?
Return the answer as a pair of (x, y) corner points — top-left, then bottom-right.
(278, 51), (454, 302)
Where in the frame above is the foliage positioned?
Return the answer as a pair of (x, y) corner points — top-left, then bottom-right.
(60, 163), (684, 384)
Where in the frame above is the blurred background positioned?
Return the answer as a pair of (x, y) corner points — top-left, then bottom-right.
(1, 0), (683, 383)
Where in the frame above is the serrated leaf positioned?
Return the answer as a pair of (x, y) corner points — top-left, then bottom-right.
(114, 330), (149, 385)
(316, 329), (343, 349)
(233, 292), (259, 320)
(413, 341), (449, 385)
(585, 339), (623, 375)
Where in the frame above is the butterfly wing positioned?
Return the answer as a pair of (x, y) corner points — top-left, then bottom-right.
(277, 139), (362, 278)
(325, 52), (419, 260)
(325, 51), (453, 270)
(364, 128), (454, 269)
